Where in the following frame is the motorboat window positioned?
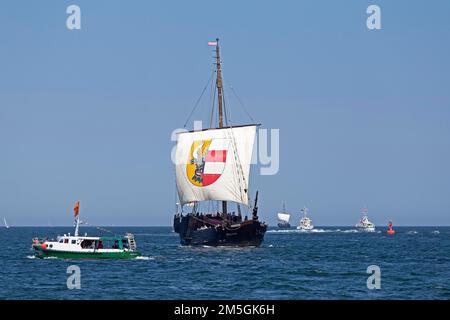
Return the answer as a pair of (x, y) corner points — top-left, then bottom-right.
(80, 239), (94, 249)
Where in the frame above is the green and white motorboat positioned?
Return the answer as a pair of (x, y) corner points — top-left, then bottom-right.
(32, 201), (141, 259)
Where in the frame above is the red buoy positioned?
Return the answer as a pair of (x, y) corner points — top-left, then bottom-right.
(41, 243), (48, 249)
(387, 221), (395, 235)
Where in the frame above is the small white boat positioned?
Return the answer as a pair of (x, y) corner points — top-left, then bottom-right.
(4, 218), (9, 229)
(32, 201), (140, 259)
(355, 208), (375, 232)
(297, 207), (314, 230)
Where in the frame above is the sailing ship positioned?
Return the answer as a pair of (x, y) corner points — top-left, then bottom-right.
(173, 39), (267, 246)
(277, 202), (291, 228)
(32, 201), (141, 259)
(4, 218), (9, 229)
(355, 208), (375, 232)
(297, 207), (314, 230)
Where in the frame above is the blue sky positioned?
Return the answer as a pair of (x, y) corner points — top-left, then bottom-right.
(1, 0), (450, 226)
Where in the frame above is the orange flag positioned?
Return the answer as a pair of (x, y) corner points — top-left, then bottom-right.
(73, 201), (80, 218)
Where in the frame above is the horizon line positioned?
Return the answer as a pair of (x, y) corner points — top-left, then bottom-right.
(3, 225), (449, 228)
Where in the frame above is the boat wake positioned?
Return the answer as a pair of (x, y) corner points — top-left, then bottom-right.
(268, 228), (341, 234)
(407, 231), (418, 235)
(431, 230), (440, 234)
(135, 256), (154, 261)
(268, 228), (382, 234)
(27, 255), (58, 260)
(27, 255), (61, 260)
(342, 229), (378, 233)
(267, 229), (298, 233)
(341, 229), (360, 233)
(297, 228), (334, 233)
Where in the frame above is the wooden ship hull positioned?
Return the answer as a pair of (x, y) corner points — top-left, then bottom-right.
(174, 214), (267, 246)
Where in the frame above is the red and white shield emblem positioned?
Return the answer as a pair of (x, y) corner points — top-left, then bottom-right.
(186, 139), (230, 187)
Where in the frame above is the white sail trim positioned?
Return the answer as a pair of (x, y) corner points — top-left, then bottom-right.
(277, 213), (290, 223)
(175, 125), (256, 206)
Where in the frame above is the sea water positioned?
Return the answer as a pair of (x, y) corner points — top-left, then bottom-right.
(1, 226), (449, 299)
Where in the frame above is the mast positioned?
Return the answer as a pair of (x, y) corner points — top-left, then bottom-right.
(252, 191), (259, 220)
(215, 38), (224, 129)
(303, 207), (308, 218)
(214, 38), (228, 218)
(73, 201), (80, 237)
(74, 216), (80, 237)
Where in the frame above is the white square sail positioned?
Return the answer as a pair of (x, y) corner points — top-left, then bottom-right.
(175, 125), (257, 206)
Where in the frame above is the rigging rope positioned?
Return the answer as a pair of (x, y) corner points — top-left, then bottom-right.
(222, 86), (230, 126)
(79, 220), (114, 235)
(225, 82), (256, 210)
(189, 213), (245, 230)
(183, 71), (214, 128)
(209, 81), (217, 128)
(225, 79), (256, 123)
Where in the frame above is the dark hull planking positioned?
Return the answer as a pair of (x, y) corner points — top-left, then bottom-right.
(173, 215), (267, 247)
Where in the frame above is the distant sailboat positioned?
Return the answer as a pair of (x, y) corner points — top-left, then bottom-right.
(4, 218), (9, 229)
(277, 202), (291, 229)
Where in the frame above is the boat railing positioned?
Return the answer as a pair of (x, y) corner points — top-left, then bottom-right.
(32, 237), (46, 245)
(126, 233), (137, 251)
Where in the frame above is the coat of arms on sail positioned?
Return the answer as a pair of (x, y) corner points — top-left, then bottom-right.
(187, 138), (230, 187)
